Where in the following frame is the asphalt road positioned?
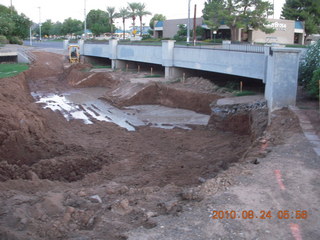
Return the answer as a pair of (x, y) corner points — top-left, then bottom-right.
(23, 40), (64, 49)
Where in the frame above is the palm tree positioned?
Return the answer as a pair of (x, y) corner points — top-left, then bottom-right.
(117, 7), (129, 39)
(136, 3), (151, 37)
(127, 2), (140, 35)
(107, 6), (117, 34)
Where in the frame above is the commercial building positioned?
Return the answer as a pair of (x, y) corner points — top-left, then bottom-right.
(154, 18), (305, 45)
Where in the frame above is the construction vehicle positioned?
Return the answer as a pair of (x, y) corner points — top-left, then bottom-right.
(68, 45), (80, 63)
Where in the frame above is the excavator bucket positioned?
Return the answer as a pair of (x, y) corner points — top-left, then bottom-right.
(68, 45), (80, 63)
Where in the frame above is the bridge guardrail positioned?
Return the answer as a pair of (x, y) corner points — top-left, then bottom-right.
(175, 43), (268, 54)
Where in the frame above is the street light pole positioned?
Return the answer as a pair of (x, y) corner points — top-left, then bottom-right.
(187, 0), (191, 44)
(84, 0), (87, 39)
(38, 7), (42, 41)
(273, 0), (275, 19)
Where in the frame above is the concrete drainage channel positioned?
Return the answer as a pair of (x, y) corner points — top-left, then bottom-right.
(31, 87), (210, 131)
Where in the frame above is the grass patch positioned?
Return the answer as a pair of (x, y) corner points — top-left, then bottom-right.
(144, 74), (163, 78)
(285, 44), (308, 48)
(234, 91), (257, 97)
(47, 39), (65, 42)
(0, 63), (29, 78)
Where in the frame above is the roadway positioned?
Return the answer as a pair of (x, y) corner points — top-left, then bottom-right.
(23, 40), (64, 49)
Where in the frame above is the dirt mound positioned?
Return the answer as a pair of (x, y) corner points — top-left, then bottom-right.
(105, 82), (222, 114)
(64, 64), (119, 88)
(25, 51), (65, 80)
(0, 73), (59, 165)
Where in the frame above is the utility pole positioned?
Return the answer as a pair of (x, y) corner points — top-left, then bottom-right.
(38, 7), (42, 41)
(187, 0), (191, 44)
(30, 27), (32, 46)
(193, 4), (197, 46)
(10, 0), (12, 14)
(84, 0), (87, 39)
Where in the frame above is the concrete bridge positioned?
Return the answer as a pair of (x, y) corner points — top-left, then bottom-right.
(79, 40), (301, 111)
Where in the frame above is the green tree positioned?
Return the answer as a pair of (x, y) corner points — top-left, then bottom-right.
(61, 18), (83, 35)
(202, 0), (274, 42)
(202, 0), (224, 39)
(136, 3), (151, 36)
(299, 40), (320, 98)
(86, 9), (110, 36)
(106, 7), (117, 33)
(11, 13), (31, 39)
(117, 7), (129, 39)
(282, 0), (320, 38)
(149, 14), (166, 30)
(127, 2), (140, 35)
(51, 22), (63, 36)
(41, 20), (53, 36)
(0, 4), (31, 42)
(0, 16), (14, 36)
(174, 24), (187, 41)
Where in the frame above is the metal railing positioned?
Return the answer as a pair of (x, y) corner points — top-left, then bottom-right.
(83, 39), (268, 54)
(84, 39), (109, 45)
(118, 40), (162, 46)
(175, 42), (268, 54)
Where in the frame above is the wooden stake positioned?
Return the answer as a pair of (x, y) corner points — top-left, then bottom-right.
(240, 81), (243, 92)
(126, 64), (129, 72)
(182, 73), (186, 83)
(151, 67), (153, 76)
(138, 65), (140, 73)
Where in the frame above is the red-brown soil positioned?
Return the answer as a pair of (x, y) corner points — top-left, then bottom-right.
(0, 51), (299, 240)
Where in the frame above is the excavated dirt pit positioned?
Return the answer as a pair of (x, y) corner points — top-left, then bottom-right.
(31, 88), (210, 131)
(0, 51), (273, 240)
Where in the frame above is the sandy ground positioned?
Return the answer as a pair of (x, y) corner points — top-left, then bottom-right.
(0, 49), (319, 240)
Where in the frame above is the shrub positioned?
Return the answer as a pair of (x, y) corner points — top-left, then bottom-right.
(307, 68), (320, 99)
(7, 36), (23, 45)
(299, 40), (320, 97)
(203, 38), (223, 44)
(142, 34), (152, 40)
(0, 35), (9, 44)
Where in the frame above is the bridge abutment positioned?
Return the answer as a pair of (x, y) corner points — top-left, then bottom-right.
(265, 48), (301, 111)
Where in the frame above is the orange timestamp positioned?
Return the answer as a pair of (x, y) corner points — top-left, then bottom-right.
(211, 210), (308, 220)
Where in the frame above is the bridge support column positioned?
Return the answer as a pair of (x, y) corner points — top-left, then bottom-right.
(112, 60), (127, 70)
(109, 39), (119, 70)
(162, 40), (176, 80)
(165, 67), (184, 80)
(265, 48), (301, 111)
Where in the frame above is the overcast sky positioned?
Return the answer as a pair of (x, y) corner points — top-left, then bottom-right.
(0, 0), (286, 27)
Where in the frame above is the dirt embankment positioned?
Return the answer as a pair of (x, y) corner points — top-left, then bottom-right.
(0, 51), (277, 240)
(0, 73), (55, 167)
(104, 83), (221, 114)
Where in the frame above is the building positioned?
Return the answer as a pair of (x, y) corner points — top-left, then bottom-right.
(154, 18), (203, 39)
(247, 19), (305, 45)
(154, 18), (305, 45)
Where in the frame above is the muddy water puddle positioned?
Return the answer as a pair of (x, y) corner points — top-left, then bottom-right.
(32, 87), (210, 131)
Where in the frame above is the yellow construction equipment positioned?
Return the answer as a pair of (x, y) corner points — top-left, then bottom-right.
(68, 45), (80, 63)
